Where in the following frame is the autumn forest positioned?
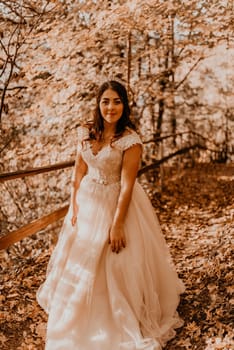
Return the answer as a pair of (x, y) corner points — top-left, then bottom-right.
(0, 1), (233, 349)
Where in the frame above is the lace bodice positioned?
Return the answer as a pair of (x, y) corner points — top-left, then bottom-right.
(77, 126), (142, 185)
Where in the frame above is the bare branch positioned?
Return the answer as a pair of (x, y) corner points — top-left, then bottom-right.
(143, 131), (207, 144)
(0, 0), (58, 122)
(175, 56), (204, 90)
(0, 85), (27, 91)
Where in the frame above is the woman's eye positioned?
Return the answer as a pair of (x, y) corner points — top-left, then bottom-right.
(101, 99), (122, 105)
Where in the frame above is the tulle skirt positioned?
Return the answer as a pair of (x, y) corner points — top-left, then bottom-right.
(37, 177), (185, 349)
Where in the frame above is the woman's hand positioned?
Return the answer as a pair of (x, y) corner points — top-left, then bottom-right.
(71, 202), (79, 226)
(109, 224), (126, 254)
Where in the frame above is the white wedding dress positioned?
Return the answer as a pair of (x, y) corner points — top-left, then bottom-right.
(37, 126), (185, 350)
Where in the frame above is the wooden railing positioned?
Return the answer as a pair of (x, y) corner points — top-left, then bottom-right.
(0, 133), (221, 250)
(0, 161), (74, 250)
(0, 206), (68, 249)
(0, 160), (75, 182)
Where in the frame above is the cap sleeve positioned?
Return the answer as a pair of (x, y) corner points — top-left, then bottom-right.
(114, 131), (143, 152)
(77, 125), (89, 151)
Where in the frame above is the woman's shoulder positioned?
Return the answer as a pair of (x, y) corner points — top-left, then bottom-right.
(114, 128), (142, 151)
(77, 122), (92, 141)
(122, 127), (142, 141)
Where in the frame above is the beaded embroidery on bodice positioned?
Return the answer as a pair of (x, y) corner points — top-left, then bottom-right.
(77, 126), (142, 185)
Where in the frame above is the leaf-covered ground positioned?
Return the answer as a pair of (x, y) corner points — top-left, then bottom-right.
(0, 164), (233, 350)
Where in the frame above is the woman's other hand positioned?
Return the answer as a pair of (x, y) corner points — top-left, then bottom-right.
(109, 224), (126, 253)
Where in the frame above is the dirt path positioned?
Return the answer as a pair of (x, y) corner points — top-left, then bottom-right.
(0, 164), (233, 349)
(157, 164), (234, 350)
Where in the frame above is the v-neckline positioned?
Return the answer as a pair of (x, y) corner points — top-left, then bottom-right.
(89, 142), (110, 157)
(88, 131), (132, 157)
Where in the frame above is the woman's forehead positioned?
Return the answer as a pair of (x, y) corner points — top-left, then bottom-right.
(101, 89), (120, 99)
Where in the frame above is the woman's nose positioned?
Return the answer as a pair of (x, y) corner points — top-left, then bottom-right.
(107, 102), (114, 109)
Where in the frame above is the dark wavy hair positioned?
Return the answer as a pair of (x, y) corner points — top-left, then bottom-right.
(87, 80), (135, 140)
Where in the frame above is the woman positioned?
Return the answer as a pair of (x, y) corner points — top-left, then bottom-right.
(37, 80), (184, 350)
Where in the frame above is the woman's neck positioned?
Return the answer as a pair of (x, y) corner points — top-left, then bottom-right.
(103, 123), (117, 137)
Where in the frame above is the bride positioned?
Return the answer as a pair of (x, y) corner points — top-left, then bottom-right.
(37, 80), (184, 350)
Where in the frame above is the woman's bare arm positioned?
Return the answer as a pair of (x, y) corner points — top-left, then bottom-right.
(71, 151), (87, 225)
(109, 144), (142, 253)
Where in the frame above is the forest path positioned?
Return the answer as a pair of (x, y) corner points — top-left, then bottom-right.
(158, 164), (234, 350)
(0, 164), (233, 350)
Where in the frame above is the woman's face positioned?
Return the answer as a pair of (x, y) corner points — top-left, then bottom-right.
(99, 89), (124, 126)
